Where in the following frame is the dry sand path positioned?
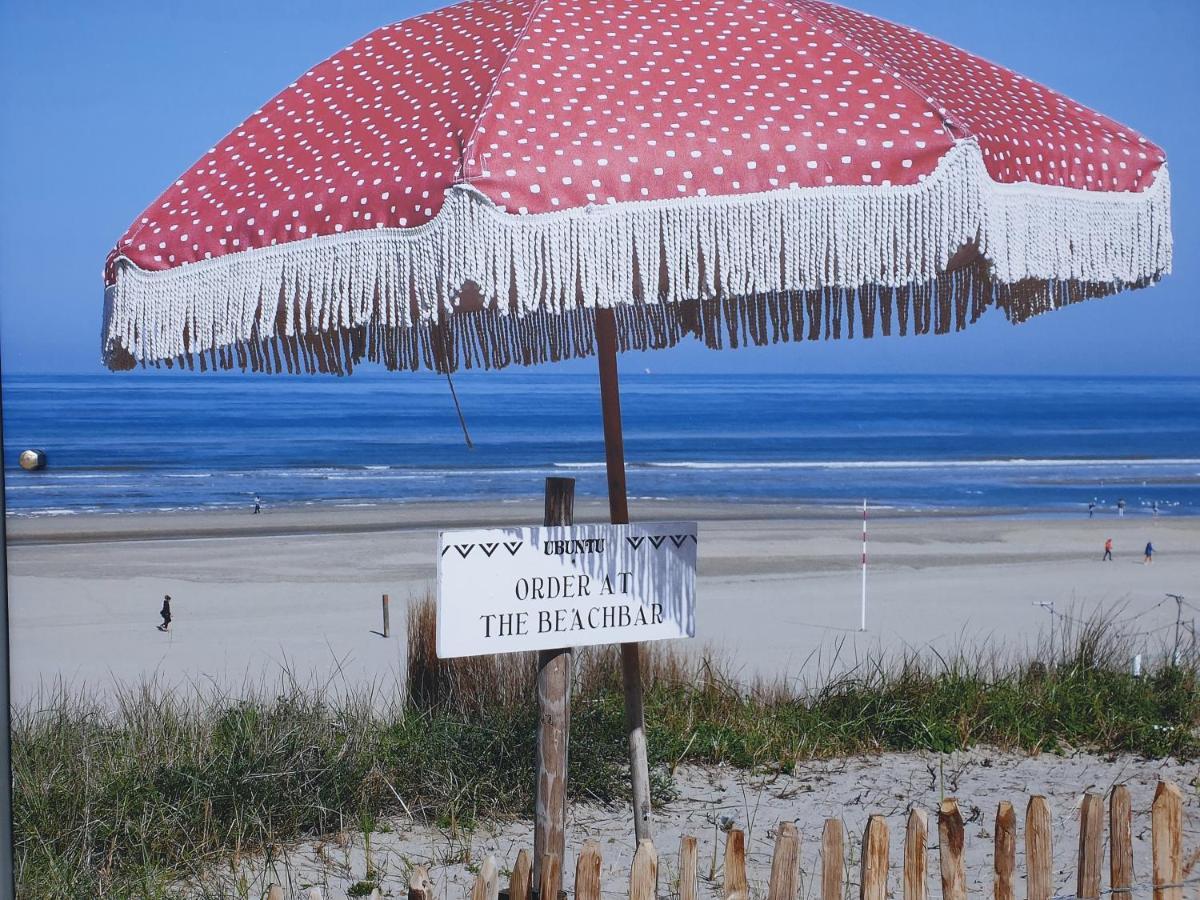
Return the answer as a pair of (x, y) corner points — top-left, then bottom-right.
(7, 502), (1198, 703)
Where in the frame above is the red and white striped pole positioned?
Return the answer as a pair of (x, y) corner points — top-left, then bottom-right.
(860, 498), (868, 632)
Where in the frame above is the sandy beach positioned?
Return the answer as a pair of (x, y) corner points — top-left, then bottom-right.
(6, 502), (1197, 705)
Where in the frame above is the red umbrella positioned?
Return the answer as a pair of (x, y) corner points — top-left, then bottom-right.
(100, 0), (1171, 847)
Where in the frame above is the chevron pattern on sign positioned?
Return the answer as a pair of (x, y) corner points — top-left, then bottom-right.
(441, 541), (524, 558)
(626, 534), (697, 550)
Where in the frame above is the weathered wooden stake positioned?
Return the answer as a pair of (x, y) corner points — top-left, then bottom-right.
(1109, 785), (1133, 896)
(509, 853), (532, 900)
(1152, 781), (1183, 900)
(993, 801), (1016, 900)
(534, 477), (574, 891)
(724, 828), (749, 900)
(903, 808), (928, 900)
(576, 841), (603, 900)
(382, 593), (391, 638)
(630, 838), (658, 900)
(473, 857), (500, 900)
(768, 822), (801, 900)
(820, 819), (844, 900)
(538, 852), (562, 900)
(860, 814), (890, 900)
(409, 864), (432, 900)
(267, 885), (284, 900)
(678, 835), (698, 900)
(1026, 796), (1053, 900)
(938, 799), (966, 900)
(596, 306), (653, 843)
(1077, 792), (1105, 899)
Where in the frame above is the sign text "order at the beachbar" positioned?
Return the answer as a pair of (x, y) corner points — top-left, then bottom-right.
(436, 522), (697, 658)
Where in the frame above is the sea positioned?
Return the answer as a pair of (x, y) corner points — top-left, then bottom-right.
(2, 372), (1198, 517)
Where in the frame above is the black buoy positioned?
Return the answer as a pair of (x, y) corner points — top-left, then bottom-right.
(18, 449), (47, 471)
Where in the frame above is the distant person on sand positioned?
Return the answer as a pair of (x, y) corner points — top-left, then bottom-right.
(157, 594), (172, 632)
(253, 494), (261, 515)
(1103, 538), (1113, 562)
(1152, 500), (1159, 519)
(1144, 542), (1154, 564)
(1088, 501), (1095, 519)
(1117, 498), (1126, 517)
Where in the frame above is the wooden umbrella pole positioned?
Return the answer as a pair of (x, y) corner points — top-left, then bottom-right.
(595, 307), (653, 843)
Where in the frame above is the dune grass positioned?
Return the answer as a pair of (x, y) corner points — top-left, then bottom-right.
(12, 598), (1199, 897)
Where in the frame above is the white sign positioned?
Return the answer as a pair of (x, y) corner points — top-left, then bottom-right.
(436, 522), (697, 658)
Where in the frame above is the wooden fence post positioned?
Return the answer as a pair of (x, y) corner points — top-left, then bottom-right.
(534, 477), (574, 892)
(903, 808), (928, 900)
(1152, 781), (1183, 900)
(993, 801), (1016, 900)
(938, 799), (966, 900)
(679, 836), (698, 900)
(631, 838), (658, 900)
(538, 852), (562, 900)
(1026, 796), (1053, 900)
(1077, 792), (1105, 899)
(267, 885), (284, 900)
(576, 841), (602, 900)
(409, 865), (433, 900)
(724, 829), (748, 900)
(860, 815), (889, 900)
(1110, 785), (1133, 897)
(473, 857), (500, 900)
(821, 819), (844, 900)
(382, 593), (390, 638)
(769, 822), (801, 900)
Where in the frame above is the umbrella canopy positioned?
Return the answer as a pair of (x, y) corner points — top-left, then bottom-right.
(102, 0), (1171, 374)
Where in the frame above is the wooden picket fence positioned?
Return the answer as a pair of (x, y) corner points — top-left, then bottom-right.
(463, 781), (1195, 900)
(269, 780), (1195, 900)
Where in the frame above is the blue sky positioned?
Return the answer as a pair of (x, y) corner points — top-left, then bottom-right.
(0, 0), (1195, 375)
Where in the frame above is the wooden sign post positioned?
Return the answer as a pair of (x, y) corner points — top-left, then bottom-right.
(534, 477), (574, 895)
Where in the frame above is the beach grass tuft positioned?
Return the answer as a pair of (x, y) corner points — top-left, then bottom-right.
(12, 598), (1198, 897)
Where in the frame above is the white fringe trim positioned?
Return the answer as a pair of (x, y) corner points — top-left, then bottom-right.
(102, 140), (1172, 373)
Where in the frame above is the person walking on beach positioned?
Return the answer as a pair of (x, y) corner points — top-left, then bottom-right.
(1102, 538), (1113, 562)
(1144, 541), (1154, 564)
(1088, 500), (1095, 519)
(1117, 497), (1126, 517)
(157, 594), (172, 632)
(253, 494), (262, 515)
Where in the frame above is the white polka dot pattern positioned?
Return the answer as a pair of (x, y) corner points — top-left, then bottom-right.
(106, 0), (1164, 280)
(792, 0), (1164, 191)
(106, 0), (534, 282)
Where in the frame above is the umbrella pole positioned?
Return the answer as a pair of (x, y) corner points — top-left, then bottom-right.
(595, 307), (653, 843)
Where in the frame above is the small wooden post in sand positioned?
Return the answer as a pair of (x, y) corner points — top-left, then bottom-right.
(993, 801), (1016, 900)
(1026, 796), (1053, 900)
(820, 819), (844, 900)
(630, 839), (658, 900)
(381, 593), (391, 638)
(724, 828), (748, 900)
(1109, 785), (1134, 896)
(1077, 792), (1105, 899)
(937, 799), (966, 900)
(1151, 781), (1183, 900)
(767, 822), (800, 900)
(534, 477), (574, 893)
(904, 808), (928, 900)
